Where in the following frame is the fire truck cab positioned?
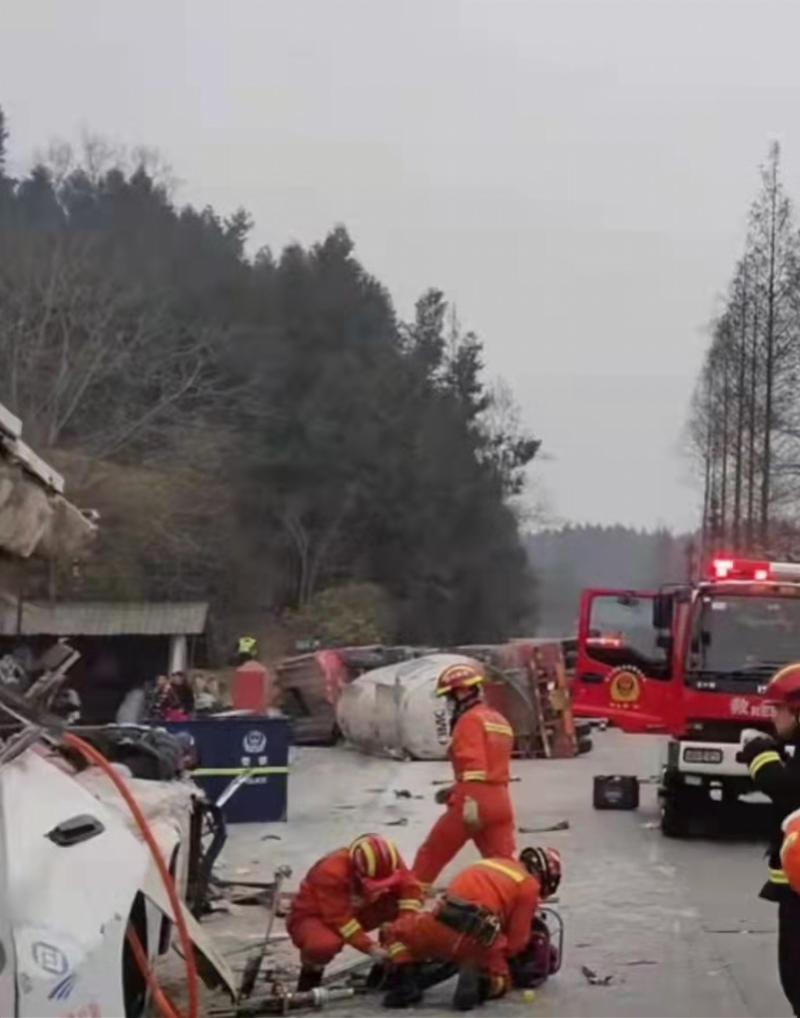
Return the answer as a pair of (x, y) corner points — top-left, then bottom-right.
(572, 557), (800, 836)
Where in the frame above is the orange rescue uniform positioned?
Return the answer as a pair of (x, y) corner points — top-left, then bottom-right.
(287, 849), (423, 966)
(413, 703), (516, 886)
(385, 857), (540, 994)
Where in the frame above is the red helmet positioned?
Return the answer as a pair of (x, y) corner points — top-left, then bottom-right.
(435, 662), (485, 698)
(520, 846), (562, 898)
(764, 664), (800, 707)
(349, 834), (401, 886)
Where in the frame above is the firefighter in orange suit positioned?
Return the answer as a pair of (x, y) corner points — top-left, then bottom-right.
(413, 662), (516, 888)
(287, 834), (423, 992)
(381, 847), (562, 1010)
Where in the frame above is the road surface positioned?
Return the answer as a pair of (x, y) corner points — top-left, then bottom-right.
(205, 729), (789, 1017)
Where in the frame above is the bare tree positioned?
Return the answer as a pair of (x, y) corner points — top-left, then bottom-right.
(0, 230), (221, 457)
(747, 143), (799, 541)
(689, 144), (800, 555)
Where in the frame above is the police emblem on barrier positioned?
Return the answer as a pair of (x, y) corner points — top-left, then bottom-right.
(243, 730), (267, 754)
(608, 667), (643, 705)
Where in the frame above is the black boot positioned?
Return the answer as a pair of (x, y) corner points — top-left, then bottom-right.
(366, 961), (387, 990)
(452, 965), (481, 1011)
(382, 965), (424, 1008)
(296, 966), (323, 992)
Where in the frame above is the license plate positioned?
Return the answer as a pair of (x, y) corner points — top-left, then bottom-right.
(683, 747), (723, 765)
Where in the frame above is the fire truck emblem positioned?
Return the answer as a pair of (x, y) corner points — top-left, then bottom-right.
(608, 667), (643, 704)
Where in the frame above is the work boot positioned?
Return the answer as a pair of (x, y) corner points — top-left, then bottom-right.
(366, 961), (387, 990)
(452, 965), (481, 1011)
(296, 966), (323, 992)
(382, 965), (424, 1008)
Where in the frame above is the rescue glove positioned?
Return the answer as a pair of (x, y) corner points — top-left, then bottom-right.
(736, 734), (780, 766)
(462, 796), (481, 832)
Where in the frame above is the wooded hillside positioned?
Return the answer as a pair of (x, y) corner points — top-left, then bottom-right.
(0, 111), (538, 649)
(527, 526), (691, 634)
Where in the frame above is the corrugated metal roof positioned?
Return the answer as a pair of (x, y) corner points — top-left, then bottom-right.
(0, 601), (208, 637)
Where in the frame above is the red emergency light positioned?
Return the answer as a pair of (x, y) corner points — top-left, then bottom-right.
(709, 557), (800, 582)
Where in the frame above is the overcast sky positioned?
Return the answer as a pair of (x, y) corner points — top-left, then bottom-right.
(4, 0), (799, 532)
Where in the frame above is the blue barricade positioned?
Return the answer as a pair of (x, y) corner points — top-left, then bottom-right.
(166, 716), (289, 823)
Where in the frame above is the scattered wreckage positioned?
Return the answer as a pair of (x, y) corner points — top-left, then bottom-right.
(0, 402), (236, 1017)
(0, 647), (239, 1017)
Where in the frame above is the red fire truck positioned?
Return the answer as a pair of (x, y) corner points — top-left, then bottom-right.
(572, 556), (800, 835)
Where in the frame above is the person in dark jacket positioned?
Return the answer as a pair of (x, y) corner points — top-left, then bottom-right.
(738, 663), (800, 1016)
(168, 670), (195, 719)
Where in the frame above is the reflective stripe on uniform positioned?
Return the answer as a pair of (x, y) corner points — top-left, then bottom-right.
(387, 942), (409, 958)
(461, 770), (487, 782)
(769, 867), (789, 885)
(398, 899), (422, 911)
(749, 750), (782, 779)
(477, 859), (525, 884)
(483, 722), (514, 738)
(339, 918), (362, 939)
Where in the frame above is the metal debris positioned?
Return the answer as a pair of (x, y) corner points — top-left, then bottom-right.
(518, 820), (570, 834)
(581, 964), (614, 986)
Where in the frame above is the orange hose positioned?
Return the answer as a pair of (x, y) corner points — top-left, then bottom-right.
(126, 925), (181, 1018)
(63, 732), (200, 1018)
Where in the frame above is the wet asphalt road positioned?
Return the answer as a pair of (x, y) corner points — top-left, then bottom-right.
(209, 729), (790, 1017)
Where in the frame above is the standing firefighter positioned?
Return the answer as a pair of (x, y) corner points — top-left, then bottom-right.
(287, 834), (423, 992)
(413, 662), (516, 889)
(382, 847), (562, 1010)
(737, 664), (800, 1017)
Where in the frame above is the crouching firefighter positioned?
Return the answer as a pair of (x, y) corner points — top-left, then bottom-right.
(287, 834), (423, 992)
(381, 847), (562, 1010)
(737, 664), (800, 1017)
(413, 662), (517, 890)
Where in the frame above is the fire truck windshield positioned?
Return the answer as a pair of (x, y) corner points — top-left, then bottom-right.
(688, 593), (800, 681)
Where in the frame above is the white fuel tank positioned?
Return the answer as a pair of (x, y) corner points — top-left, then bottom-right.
(336, 653), (479, 759)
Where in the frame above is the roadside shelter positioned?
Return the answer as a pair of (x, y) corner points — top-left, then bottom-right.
(0, 599), (208, 722)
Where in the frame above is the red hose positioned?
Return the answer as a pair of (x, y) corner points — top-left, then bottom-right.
(63, 732), (200, 1018)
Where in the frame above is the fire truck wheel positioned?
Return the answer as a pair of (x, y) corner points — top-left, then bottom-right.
(660, 789), (692, 838)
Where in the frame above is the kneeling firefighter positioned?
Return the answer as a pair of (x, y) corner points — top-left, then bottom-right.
(413, 662), (517, 890)
(381, 846), (562, 1010)
(287, 834), (423, 992)
(737, 664), (800, 1017)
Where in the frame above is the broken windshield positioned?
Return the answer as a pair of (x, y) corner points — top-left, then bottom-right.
(689, 594), (800, 677)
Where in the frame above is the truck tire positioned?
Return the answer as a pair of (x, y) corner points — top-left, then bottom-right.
(577, 736), (593, 755)
(660, 789), (691, 838)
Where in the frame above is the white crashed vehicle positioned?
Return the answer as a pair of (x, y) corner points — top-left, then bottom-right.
(0, 705), (235, 1018)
